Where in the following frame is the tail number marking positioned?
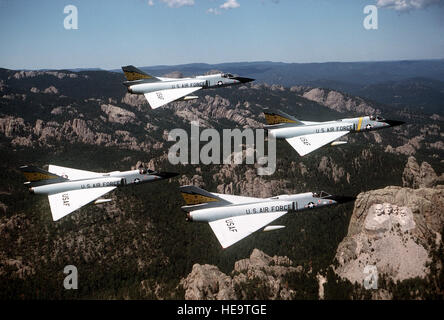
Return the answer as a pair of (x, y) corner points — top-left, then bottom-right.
(62, 193), (70, 207)
(225, 219), (238, 232)
(300, 137), (311, 146)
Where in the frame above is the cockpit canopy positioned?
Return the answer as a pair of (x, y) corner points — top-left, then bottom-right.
(369, 115), (385, 122)
(139, 168), (155, 175)
(313, 191), (332, 198)
(221, 73), (234, 78)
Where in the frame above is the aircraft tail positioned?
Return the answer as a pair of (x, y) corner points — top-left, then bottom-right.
(263, 109), (305, 126)
(121, 65), (160, 82)
(180, 185), (231, 211)
(20, 165), (68, 187)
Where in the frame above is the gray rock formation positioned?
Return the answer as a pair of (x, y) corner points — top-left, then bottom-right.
(12, 70), (79, 80)
(181, 264), (237, 300)
(101, 104), (137, 125)
(301, 88), (377, 115)
(0, 104), (156, 150)
(121, 93), (148, 110)
(335, 186), (444, 286)
(180, 249), (302, 300)
(215, 167), (288, 198)
(171, 95), (262, 129)
(43, 86), (59, 94)
(318, 156), (345, 183)
(385, 135), (425, 156)
(0, 116), (27, 137)
(402, 156), (441, 188)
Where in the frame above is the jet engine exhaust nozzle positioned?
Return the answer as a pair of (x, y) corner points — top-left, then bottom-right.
(385, 120), (405, 127)
(156, 172), (179, 179)
(231, 76), (255, 84)
(324, 195), (356, 204)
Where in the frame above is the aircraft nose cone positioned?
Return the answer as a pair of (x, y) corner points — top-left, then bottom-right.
(232, 76), (255, 83)
(156, 172), (179, 179)
(385, 119), (405, 127)
(326, 195), (356, 204)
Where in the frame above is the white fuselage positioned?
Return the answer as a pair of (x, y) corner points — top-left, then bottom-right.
(268, 116), (390, 139)
(128, 74), (241, 94)
(31, 170), (162, 195)
(189, 193), (337, 222)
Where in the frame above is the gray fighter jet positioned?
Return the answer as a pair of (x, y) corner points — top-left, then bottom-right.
(264, 109), (405, 156)
(21, 165), (178, 221)
(122, 65), (254, 109)
(180, 185), (355, 248)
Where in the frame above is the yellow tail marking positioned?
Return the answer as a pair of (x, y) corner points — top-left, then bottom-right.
(181, 193), (219, 206)
(265, 113), (297, 125)
(357, 117), (363, 131)
(23, 172), (58, 182)
(123, 71), (153, 81)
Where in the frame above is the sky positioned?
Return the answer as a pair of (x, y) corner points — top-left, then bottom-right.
(0, 0), (443, 69)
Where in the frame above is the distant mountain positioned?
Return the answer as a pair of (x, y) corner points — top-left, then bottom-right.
(111, 59), (444, 86)
(109, 60), (444, 115)
(354, 78), (444, 115)
(307, 77), (444, 115)
(66, 68), (104, 72)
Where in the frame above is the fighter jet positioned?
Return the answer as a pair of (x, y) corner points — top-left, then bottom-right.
(122, 65), (254, 109)
(264, 109), (405, 156)
(21, 165), (178, 221)
(180, 185), (355, 248)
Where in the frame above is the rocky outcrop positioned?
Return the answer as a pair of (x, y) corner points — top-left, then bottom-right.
(43, 86), (59, 94)
(302, 88), (377, 115)
(101, 104), (137, 124)
(215, 166), (288, 198)
(335, 186), (444, 286)
(289, 86), (307, 93)
(181, 264), (237, 300)
(12, 70), (79, 79)
(0, 115), (156, 150)
(121, 93), (148, 110)
(171, 95), (262, 128)
(318, 156), (345, 183)
(178, 174), (205, 188)
(0, 116), (27, 137)
(270, 84), (285, 92)
(180, 249), (302, 300)
(0, 214), (35, 279)
(429, 140), (444, 150)
(402, 156), (442, 188)
(0, 257), (35, 279)
(385, 135), (425, 156)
